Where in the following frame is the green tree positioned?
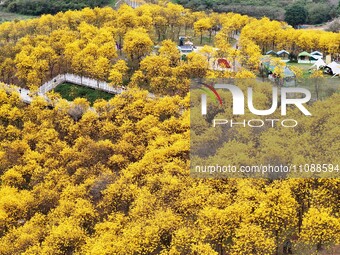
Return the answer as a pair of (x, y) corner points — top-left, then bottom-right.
(284, 4), (308, 28)
(306, 3), (332, 25)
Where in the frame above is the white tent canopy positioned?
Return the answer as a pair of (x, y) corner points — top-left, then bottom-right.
(327, 61), (340, 77)
(332, 68), (340, 77)
(310, 58), (326, 70)
(327, 61), (340, 70)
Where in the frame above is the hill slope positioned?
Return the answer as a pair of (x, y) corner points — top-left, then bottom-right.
(174, 0), (340, 24)
(0, 0), (113, 15)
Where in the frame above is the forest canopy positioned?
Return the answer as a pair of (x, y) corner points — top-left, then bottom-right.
(1, 0), (111, 15)
(0, 3), (339, 255)
(174, 0), (340, 24)
(1, 0), (340, 24)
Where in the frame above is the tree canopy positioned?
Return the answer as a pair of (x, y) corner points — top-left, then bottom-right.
(0, 3), (339, 255)
(2, 0), (111, 15)
(284, 3), (308, 28)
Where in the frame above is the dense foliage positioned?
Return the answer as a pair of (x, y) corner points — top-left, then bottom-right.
(0, 81), (339, 254)
(327, 18), (340, 32)
(1, 4), (339, 90)
(174, 0), (339, 24)
(54, 83), (115, 104)
(0, 3), (339, 254)
(1, 0), (340, 24)
(1, 0), (111, 15)
(284, 3), (308, 28)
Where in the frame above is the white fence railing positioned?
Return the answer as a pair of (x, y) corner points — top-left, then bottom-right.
(115, 0), (144, 8)
(2, 72), (155, 105)
(39, 73), (123, 95)
(0, 83), (49, 104)
(38, 74), (66, 94)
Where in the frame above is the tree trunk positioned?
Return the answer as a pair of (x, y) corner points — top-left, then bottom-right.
(275, 230), (279, 255)
(316, 242), (322, 253)
(158, 30), (161, 42)
(119, 36), (122, 55)
(177, 27), (181, 41)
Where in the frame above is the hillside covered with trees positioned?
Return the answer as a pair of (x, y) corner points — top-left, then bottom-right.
(1, 0), (340, 24)
(0, 0), (112, 15)
(0, 3), (339, 255)
(175, 0), (340, 24)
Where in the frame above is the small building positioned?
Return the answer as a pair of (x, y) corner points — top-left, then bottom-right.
(277, 50), (290, 62)
(298, 51), (318, 63)
(265, 50), (277, 56)
(283, 66), (295, 79)
(310, 51), (323, 60)
(260, 57), (295, 86)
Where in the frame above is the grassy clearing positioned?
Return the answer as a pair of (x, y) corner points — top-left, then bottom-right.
(54, 82), (115, 105)
(0, 11), (35, 23)
(107, 0), (116, 8)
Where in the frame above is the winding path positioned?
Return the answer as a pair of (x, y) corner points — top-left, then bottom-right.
(2, 74), (124, 105)
(39, 73), (123, 95)
(2, 73), (154, 105)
